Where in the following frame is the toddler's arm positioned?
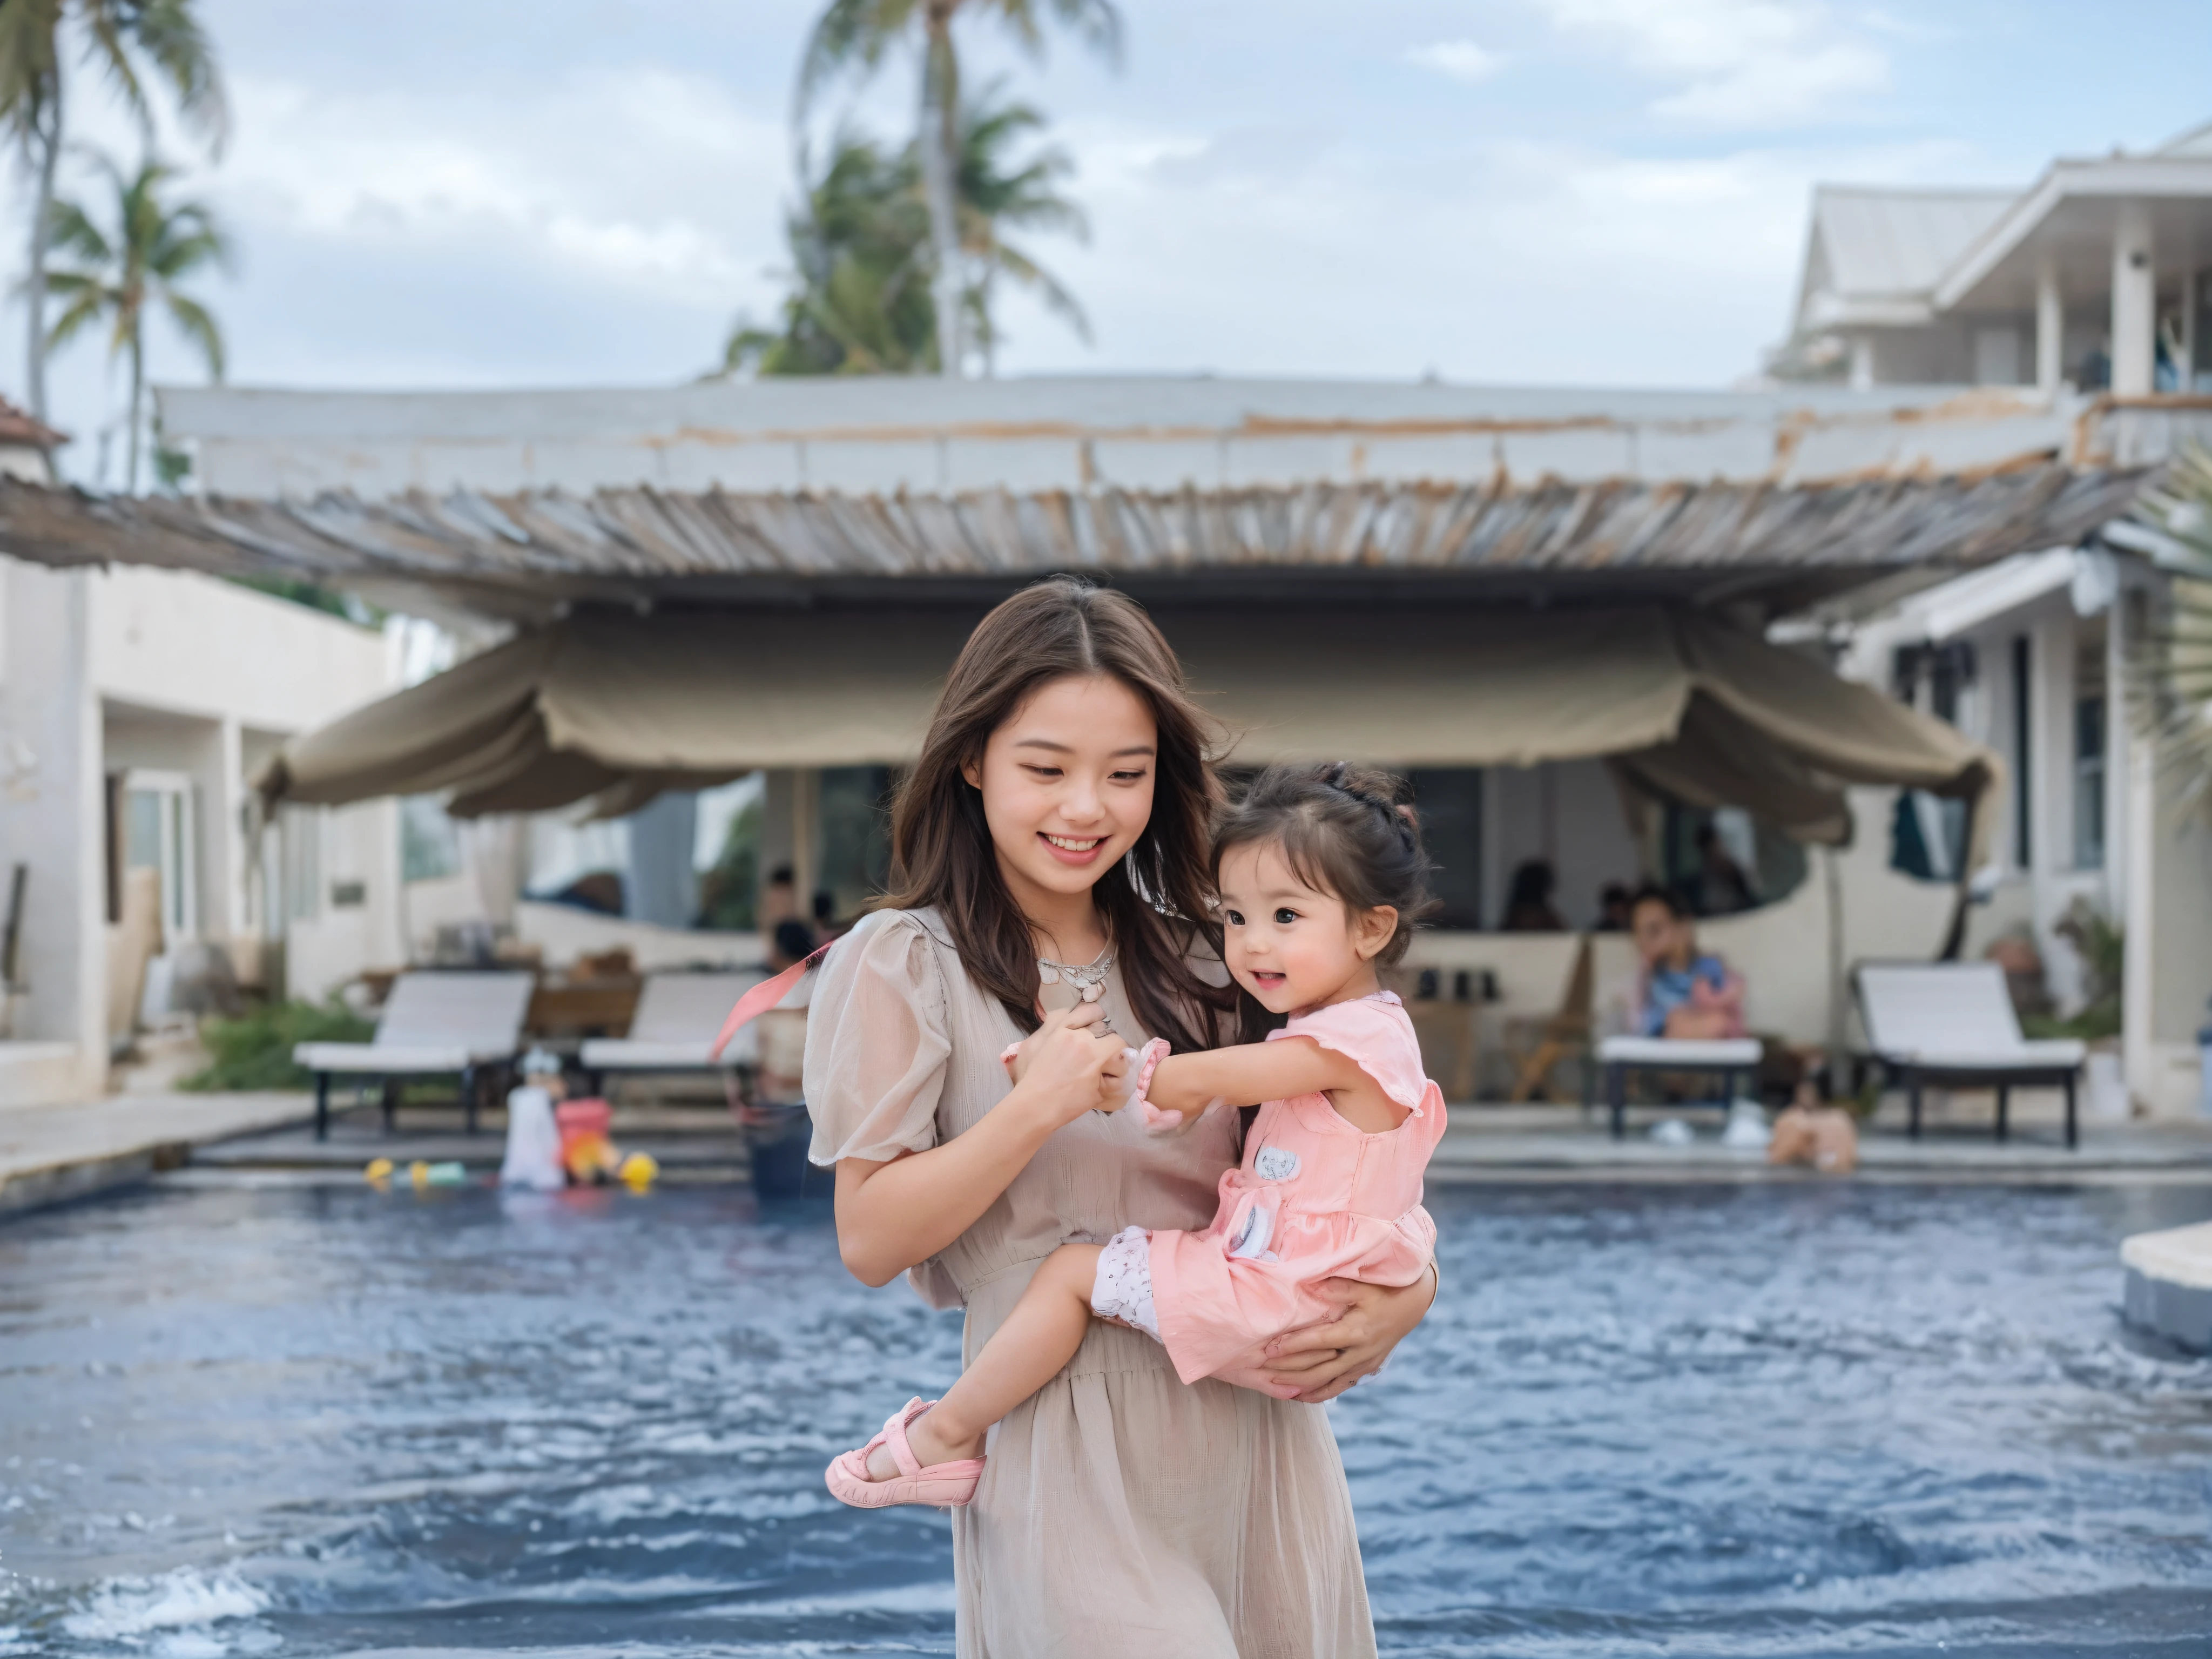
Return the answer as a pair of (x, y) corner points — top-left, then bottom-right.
(1149, 1037), (1410, 1134)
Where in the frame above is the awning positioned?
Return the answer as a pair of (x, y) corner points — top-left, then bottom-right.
(259, 603), (1997, 852)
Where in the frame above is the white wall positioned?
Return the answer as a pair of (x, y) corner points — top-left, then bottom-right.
(91, 565), (392, 727)
(0, 560), (109, 1102)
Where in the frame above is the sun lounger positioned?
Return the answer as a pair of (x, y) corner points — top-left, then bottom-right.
(1853, 960), (2085, 1147)
(1596, 1034), (1764, 1141)
(578, 970), (767, 1087)
(295, 970), (535, 1140)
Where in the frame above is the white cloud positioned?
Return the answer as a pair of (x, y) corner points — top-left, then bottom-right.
(1406, 41), (1504, 85)
(1528, 0), (1888, 126)
(215, 68), (787, 301)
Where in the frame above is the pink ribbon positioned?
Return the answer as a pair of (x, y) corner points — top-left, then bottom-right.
(709, 941), (833, 1060)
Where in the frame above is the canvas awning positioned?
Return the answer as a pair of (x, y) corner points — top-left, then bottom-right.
(259, 603), (1997, 852)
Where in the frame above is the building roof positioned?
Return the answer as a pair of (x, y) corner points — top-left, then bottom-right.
(0, 396), (67, 452)
(1798, 187), (2019, 329)
(157, 375), (2095, 498)
(0, 457), (2148, 625)
(1792, 114), (2212, 332)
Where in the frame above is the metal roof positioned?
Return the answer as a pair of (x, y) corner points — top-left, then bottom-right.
(157, 376), (2091, 500)
(1798, 187), (2018, 329)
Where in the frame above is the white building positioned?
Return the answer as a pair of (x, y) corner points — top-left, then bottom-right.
(1790, 118), (2212, 395)
(1789, 119), (2212, 1114)
(0, 544), (407, 1107)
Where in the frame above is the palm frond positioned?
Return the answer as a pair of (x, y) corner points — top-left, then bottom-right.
(43, 282), (112, 354)
(118, 0), (229, 152)
(2130, 449), (2212, 817)
(794, 0), (914, 121)
(162, 288), (222, 379)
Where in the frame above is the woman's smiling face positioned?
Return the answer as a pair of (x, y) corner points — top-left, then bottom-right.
(964, 673), (1158, 912)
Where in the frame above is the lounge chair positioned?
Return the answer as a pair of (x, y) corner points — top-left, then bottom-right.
(1595, 1034), (1764, 1141)
(578, 970), (767, 1091)
(295, 970), (535, 1140)
(1853, 960), (2085, 1147)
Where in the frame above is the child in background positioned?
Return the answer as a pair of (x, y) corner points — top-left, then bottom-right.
(826, 763), (1446, 1509)
(1624, 885), (1746, 1040)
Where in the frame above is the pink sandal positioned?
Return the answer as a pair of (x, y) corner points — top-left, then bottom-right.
(824, 1397), (985, 1509)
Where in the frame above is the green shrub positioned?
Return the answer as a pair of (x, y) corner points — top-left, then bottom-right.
(180, 999), (374, 1092)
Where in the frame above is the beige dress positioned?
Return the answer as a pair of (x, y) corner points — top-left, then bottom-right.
(806, 906), (1377, 1659)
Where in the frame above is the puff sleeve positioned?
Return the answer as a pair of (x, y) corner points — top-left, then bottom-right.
(1268, 995), (1432, 1115)
(804, 910), (953, 1166)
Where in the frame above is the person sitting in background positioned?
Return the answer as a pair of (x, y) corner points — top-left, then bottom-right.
(740, 917), (821, 1198)
(1595, 882), (1633, 932)
(761, 865), (799, 928)
(1501, 859), (1567, 932)
(1623, 885), (1745, 1039)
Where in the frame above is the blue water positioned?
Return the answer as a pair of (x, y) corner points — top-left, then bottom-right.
(2, 1175), (2209, 1657)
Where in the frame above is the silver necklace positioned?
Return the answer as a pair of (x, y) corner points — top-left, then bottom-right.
(1037, 944), (1115, 1004)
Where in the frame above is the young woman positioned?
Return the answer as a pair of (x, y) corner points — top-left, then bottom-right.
(803, 579), (1437, 1657)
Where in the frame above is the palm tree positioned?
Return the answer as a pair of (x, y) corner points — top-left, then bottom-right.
(795, 0), (1118, 380)
(2137, 449), (2212, 818)
(724, 129), (935, 375)
(955, 80), (1088, 374)
(726, 89), (1088, 379)
(0, 0), (226, 428)
(45, 151), (227, 491)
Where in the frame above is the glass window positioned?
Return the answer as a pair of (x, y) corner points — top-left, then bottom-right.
(1662, 801), (1807, 913)
(817, 766), (896, 927)
(694, 773), (765, 932)
(400, 796), (462, 882)
(1407, 769), (1483, 930)
(2074, 628), (2107, 870)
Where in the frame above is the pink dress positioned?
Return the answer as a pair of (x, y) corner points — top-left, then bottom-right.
(1143, 992), (1445, 1397)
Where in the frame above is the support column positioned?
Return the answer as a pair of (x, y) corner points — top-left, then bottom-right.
(2111, 203), (2156, 396)
(0, 561), (108, 1098)
(1848, 335), (1874, 391)
(188, 714), (245, 942)
(2035, 258), (2065, 395)
(757, 769), (820, 926)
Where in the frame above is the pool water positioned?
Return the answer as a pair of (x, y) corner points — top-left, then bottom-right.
(2, 1177), (2208, 1658)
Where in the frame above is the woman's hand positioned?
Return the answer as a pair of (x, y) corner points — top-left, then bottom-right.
(1007, 1000), (1111, 1083)
(1257, 1267), (1438, 1404)
(1014, 1004), (1129, 1125)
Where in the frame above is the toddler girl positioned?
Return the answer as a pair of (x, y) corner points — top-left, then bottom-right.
(826, 763), (1446, 1509)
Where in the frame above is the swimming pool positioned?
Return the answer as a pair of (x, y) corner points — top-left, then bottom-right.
(3, 1176), (2208, 1657)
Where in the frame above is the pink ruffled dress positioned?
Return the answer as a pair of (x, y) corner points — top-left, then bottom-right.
(1097, 992), (1446, 1399)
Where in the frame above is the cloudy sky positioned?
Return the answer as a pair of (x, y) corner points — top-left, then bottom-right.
(9, 0), (2207, 484)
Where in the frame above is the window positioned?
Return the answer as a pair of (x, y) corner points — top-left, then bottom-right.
(693, 773), (765, 932)
(817, 766), (896, 926)
(1407, 770), (1483, 929)
(2074, 628), (2107, 869)
(123, 771), (198, 942)
(1661, 802), (1807, 913)
(1893, 639), (1976, 726)
(400, 795), (462, 882)
(282, 804), (323, 923)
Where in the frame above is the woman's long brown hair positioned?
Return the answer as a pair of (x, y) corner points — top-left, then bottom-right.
(881, 577), (1234, 1053)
